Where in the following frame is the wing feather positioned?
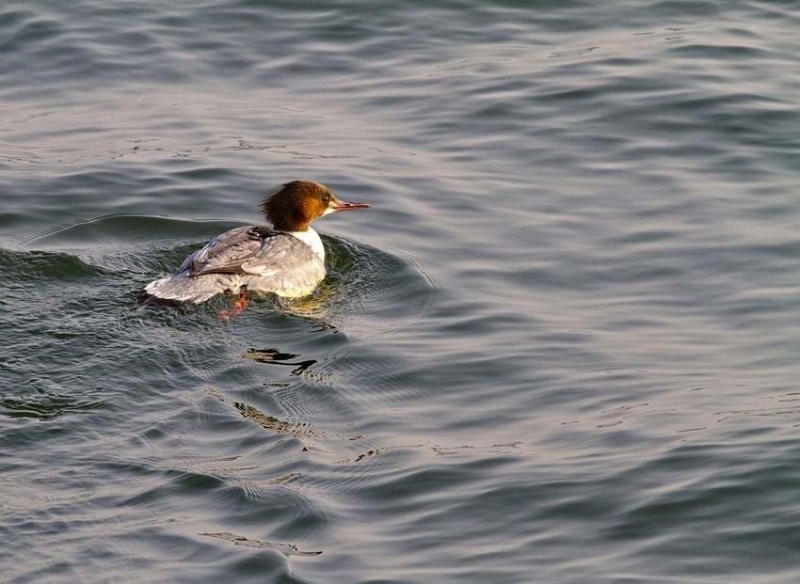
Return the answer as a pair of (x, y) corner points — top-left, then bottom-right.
(185, 226), (319, 279)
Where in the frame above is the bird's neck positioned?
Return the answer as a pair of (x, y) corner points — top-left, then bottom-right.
(288, 228), (324, 262)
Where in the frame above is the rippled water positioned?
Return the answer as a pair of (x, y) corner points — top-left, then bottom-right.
(2, 1), (800, 582)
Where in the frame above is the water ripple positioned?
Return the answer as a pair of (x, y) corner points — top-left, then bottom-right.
(3, 0), (800, 582)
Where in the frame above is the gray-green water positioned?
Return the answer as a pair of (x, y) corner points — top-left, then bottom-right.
(2, 1), (800, 582)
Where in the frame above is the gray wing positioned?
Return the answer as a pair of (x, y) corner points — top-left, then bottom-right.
(182, 226), (319, 278)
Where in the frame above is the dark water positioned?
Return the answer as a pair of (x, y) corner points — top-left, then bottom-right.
(2, 1), (800, 582)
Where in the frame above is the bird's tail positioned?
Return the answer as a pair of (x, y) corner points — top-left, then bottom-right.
(144, 273), (227, 303)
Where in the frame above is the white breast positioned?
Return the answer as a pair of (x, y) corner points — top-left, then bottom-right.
(288, 228), (325, 262)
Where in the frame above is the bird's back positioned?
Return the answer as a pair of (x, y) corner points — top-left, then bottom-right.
(145, 226), (326, 302)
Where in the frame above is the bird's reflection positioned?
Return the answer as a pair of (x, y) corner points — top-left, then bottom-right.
(243, 348), (317, 375)
(272, 280), (340, 332)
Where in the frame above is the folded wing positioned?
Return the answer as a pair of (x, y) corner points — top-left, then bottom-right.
(184, 226), (318, 278)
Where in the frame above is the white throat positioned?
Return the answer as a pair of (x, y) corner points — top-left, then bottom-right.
(289, 228), (325, 262)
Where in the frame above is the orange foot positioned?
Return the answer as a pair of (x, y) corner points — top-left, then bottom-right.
(218, 290), (249, 321)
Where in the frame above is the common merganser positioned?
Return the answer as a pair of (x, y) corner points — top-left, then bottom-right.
(144, 180), (370, 311)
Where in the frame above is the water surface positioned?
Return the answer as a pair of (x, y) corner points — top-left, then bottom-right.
(2, 1), (800, 582)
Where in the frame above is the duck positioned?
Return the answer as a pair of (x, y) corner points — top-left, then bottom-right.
(144, 180), (370, 314)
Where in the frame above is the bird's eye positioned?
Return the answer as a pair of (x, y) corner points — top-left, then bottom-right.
(322, 194), (331, 204)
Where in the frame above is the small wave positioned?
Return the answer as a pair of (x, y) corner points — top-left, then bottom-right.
(0, 247), (105, 283)
(25, 214), (243, 247)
